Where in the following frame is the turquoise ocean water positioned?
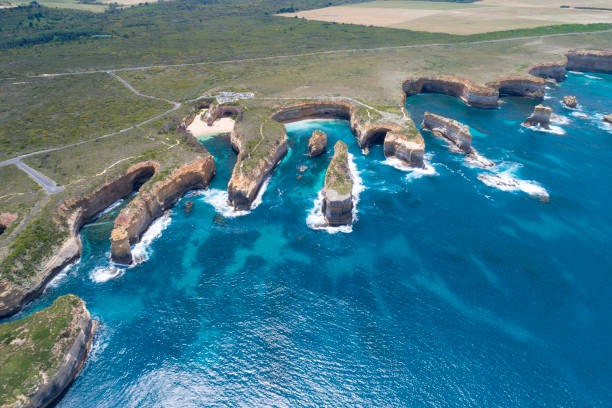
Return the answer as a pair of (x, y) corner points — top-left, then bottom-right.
(6, 72), (612, 406)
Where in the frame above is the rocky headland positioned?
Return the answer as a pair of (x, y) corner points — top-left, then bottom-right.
(566, 50), (612, 74)
(110, 156), (215, 264)
(523, 104), (552, 129)
(322, 141), (353, 226)
(421, 112), (473, 154)
(0, 161), (159, 318)
(308, 130), (327, 157)
(486, 76), (546, 99)
(402, 76), (499, 109)
(562, 95), (578, 108)
(527, 61), (567, 82)
(0, 294), (96, 408)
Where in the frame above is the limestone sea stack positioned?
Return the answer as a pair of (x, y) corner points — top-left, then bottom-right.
(308, 129), (327, 157)
(110, 156), (215, 264)
(604, 114), (612, 124)
(0, 295), (96, 408)
(523, 104), (553, 129)
(322, 141), (353, 226)
(421, 112), (473, 153)
(562, 95), (578, 108)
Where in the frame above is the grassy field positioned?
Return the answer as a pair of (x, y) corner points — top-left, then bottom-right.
(0, 294), (86, 406)
(280, 0), (612, 34)
(0, 73), (171, 160)
(0, 165), (44, 242)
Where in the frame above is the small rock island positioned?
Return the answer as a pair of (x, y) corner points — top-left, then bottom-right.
(308, 129), (327, 157)
(0, 295), (96, 408)
(422, 112), (473, 153)
(322, 141), (353, 226)
(562, 95), (578, 108)
(523, 104), (552, 129)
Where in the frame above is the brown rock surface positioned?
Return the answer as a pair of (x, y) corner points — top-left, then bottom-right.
(308, 129), (327, 157)
(402, 75), (499, 108)
(523, 104), (553, 129)
(562, 95), (578, 108)
(110, 156), (215, 264)
(422, 112), (473, 153)
(565, 50), (612, 74)
(487, 76), (546, 99)
(322, 141), (353, 226)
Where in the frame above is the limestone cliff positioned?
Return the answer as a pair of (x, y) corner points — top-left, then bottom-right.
(110, 156), (215, 264)
(0, 162), (158, 318)
(523, 104), (552, 128)
(487, 76), (546, 99)
(402, 76), (499, 109)
(527, 61), (568, 82)
(0, 295), (96, 408)
(322, 141), (353, 226)
(308, 130), (327, 157)
(604, 114), (612, 124)
(421, 112), (473, 153)
(565, 50), (612, 74)
(383, 129), (425, 168)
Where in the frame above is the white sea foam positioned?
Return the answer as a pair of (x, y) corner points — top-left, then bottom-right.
(198, 176), (270, 218)
(90, 266), (124, 283)
(522, 123), (566, 135)
(584, 74), (603, 80)
(593, 113), (612, 133)
(48, 261), (77, 288)
(571, 111), (590, 119)
(306, 153), (363, 234)
(404, 153), (437, 181)
(464, 149), (495, 169)
(478, 167), (549, 201)
(130, 211), (172, 264)
(550, 114), (570, 125)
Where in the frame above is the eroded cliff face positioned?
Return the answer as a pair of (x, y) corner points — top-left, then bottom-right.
(110, 156), (216, 264)
(0, 295), (96, 408)
(523, 104), (552, 128)
(402, 76), (499, 109)
(383, 130), (425, 167)
(566, 50), (612, 74)
(527, 61), (567, 82)
(422, 112), (473, 153)
(487, 76), (547, 99)
(603, 114), (612, 124)
(0, 162), (158, 318)
(322, 141), (353, 226)
(205, 103), (242, 126)
(270, 101), (352, 123)
(308, 130), (327, 157)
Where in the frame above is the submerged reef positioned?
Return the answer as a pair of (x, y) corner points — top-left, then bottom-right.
(322, 141), (353, 226)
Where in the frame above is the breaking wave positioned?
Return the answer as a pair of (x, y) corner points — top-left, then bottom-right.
(130, 211), (172, 265)
(478, 164), (549, 201)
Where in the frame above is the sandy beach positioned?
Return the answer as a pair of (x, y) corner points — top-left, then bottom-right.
(187, 110), (235, 139)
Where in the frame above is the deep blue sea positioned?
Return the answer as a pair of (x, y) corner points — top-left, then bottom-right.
(9, 72), (612, 406)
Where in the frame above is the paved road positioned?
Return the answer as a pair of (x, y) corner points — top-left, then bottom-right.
(0, 72), (181, 194)
(23, 28), (612, 79)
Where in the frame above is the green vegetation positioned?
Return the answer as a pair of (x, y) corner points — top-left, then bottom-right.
(325, 141), (352, 195)
(0, 294), (85, 406)
(0, 73), (171, 160)
(0, 165), (44, 237)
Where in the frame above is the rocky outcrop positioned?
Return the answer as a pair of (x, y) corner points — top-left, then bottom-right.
(322, 141), (353, 226)
(402, 76), (499, 109)
(205, 103), (242, 126)
(422, 112), (473, 153)
(308, 130), (327, 157)
(562, 95), (578, 108)
(110, 156), (215, 264)
(0, 295), (96, 408)
(0, 212), (17, 234)
(271, 100), (425, 166)
(523, 104), (552, 128)
(527, 61), (567, 82)
(0, 162), (158, 318)
(383, 129), (425, 167)
(487, 76), (547, 99)
(566, 50), (612, 74)
(604, 114), (612, 124)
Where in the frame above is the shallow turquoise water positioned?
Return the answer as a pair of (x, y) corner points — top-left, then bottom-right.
(9, 72), (612, 406)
